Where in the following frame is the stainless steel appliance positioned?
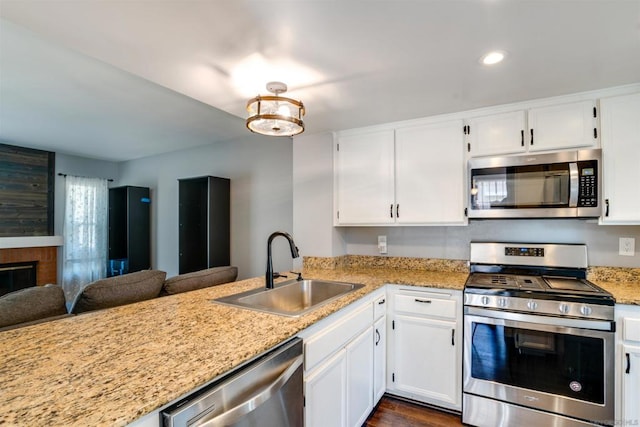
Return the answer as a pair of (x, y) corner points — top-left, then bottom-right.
(468, 149), (601, 218)
(162, 338), (303, 427)
(463, 242), (615, 427)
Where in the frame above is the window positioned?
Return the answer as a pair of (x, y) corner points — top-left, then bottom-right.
(62, 176), (108, 302)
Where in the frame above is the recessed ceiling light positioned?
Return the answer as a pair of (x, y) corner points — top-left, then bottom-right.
(481, 51), (506, 65)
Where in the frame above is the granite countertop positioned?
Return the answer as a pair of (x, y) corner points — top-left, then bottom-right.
(0, 262), (637, 426)
(0, 267), (467, 427)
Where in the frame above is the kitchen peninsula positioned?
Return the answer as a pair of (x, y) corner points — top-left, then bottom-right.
(0, 258), (638, 426)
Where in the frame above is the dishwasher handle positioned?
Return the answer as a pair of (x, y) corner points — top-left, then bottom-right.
(198, 356), (303, 427)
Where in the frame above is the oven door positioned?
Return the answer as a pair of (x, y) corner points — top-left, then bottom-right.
(463, 307), (614, 425)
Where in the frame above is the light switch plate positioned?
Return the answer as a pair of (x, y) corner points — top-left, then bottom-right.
(619, 237), (635, 256)
(378, 235), (387, 254)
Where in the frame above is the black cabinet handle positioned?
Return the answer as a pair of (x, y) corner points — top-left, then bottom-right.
(390, 204), (393, 218)
(451, 329), (455, 346)
(415, 299), (432, 304)
(396, 204), (399, 218)
(521, 130), (524, 146)
(605, 199), (610, 217)
(375, 329), (381, 346)
(626, 353), (631, 374)
(530, 128), (534, 145)
(378, 298), (386, 305)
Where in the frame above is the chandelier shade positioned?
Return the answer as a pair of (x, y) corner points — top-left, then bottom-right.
(246, 82), (305, 137)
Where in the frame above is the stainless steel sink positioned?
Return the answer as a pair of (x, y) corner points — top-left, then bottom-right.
(214, 279), (365, 317)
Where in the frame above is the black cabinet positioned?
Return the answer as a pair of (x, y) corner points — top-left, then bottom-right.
(108, 186), (151, 277)
(178, 176), (230, 274)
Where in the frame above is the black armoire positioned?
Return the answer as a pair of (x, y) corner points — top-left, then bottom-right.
(108, 186), (151, 277)
(178, 176), (230, 274)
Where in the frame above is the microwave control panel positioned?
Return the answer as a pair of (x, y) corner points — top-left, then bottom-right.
(577, 161), (598, 207)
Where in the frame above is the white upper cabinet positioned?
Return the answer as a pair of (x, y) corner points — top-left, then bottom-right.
(599, 92), (640, 224)
(395, 120), (466, 225)
(335, 129), (395, 224)
(467, 111), (526, 157)
(467, 100), (598, 157)
(527, 100), (598, 152)
(335, 120), (466, 226)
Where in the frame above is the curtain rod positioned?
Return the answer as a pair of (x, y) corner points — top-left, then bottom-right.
(57, 173), (114, 182)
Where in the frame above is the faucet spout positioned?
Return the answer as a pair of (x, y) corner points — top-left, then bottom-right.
(266, 231), (300, 289)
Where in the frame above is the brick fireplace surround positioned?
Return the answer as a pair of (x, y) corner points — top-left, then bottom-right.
(0, 246), (58, 285)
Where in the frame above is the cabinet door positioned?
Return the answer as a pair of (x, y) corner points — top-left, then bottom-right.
(305, 349), (347, 427)
(467, 111), (526, 156)
(528, 100), (597, 152)
(621, 344), (640, 425)
(346, 326), (374, 427)
(389, 315), (459, 408)
(599, 93), (640, 224)
(395, 120), (466, 224)
(373, 316), (386, 404)
(335, 129), (395, 224)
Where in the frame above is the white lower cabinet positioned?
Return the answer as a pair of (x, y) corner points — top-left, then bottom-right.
(305, 348), (348, 427)
(301, 290), (384, 427)
(386, 286), (462, 411)
(616, 304), (640, 426)
(373, 315), (386, 403)
(346, 325), (374, 427)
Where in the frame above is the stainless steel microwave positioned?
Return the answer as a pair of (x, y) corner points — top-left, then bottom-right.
(468, 149), (602, 219)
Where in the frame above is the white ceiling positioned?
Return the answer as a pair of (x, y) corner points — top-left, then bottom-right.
(1, 1), (639, 161)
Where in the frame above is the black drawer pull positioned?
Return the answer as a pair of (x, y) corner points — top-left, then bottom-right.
(378, 298), (386, 305)
(415, 299), (432, 304)
(375, 329), (381, 346)
(626, 353), (631, 374)
(451, 329), (455, 346)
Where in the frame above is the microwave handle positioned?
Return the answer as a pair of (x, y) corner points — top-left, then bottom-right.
(569, 162), (579, 207)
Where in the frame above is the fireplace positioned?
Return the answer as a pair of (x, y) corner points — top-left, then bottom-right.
(0, 261), (38, 296)
(0, 243), (59, 295)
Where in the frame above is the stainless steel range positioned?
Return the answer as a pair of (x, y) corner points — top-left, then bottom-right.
(463, 242), (615, 427)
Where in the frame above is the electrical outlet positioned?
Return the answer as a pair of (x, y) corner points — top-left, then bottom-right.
(378, 235), (387, 255)
(619, 237), (635, 256)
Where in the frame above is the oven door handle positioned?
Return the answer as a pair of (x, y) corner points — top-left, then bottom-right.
(464, 306), (615, 332)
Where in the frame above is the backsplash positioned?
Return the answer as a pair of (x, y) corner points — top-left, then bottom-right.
(305, 255), (640, 285)
(303, 255), (468, 273)
(588, 266), (640, 283)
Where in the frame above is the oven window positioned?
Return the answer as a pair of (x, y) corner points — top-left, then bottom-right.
(470, 322), (604, 403)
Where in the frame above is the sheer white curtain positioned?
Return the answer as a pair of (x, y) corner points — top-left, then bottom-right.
(62, 176), (109, 303)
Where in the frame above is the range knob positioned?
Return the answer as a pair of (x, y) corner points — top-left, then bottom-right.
(481, 296), (490, 306)
(559, 303), (570, 314)
(580, 305), (593, 316)
(527, 300), (539, 310)
(498, 297), (508, 308)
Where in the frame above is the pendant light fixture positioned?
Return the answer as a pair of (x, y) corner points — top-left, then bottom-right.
(246, 82), (305, 137)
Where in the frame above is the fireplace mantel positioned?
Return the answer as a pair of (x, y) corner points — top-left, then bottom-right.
(0, 236), (63, 249)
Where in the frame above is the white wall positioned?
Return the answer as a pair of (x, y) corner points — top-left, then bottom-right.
(343, 221), (640, 267)
(292, 132), (346, 270)
(117, 135), (293, 279)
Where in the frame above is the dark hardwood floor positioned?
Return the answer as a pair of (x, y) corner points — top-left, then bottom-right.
(364, 395), (463, 427)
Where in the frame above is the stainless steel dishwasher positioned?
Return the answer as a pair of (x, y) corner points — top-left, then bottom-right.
(162, 338), (303, 427)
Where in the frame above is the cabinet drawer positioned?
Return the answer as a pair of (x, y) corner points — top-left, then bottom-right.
(394, 292), (456, 320)
(304, 303), (373, 372)
(624, 318), (640, 342)
(374, 295), (387, 320)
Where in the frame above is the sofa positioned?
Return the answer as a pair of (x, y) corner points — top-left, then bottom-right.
(0, 266), (238, 330)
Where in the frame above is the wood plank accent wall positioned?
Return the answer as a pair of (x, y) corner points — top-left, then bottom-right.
(0, 143), (55, 237)
(0, 247), (57, 285)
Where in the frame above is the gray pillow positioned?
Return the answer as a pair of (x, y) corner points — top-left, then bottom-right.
(162, 266), (238, 295)
(0, 285), (67, 328)
(71, 270), (166, 314)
